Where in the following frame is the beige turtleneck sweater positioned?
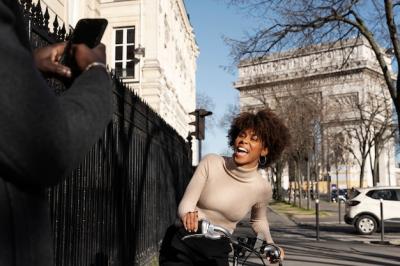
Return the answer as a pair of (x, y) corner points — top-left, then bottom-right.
(178, 153), (274, 243)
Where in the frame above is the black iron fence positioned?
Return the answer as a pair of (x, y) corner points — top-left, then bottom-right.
(19, 1), (193, 265)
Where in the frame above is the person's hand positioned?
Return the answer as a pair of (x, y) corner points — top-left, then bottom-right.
(182, 211), (198, 233)
(33, 42), (71, 78)
(73, 43), (106, 71)
(265, 245), (284, 264)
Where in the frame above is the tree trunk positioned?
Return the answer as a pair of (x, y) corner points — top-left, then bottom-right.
(374, 147), (380, 186)
(293, 181), (297, 206)
(359, 158), (366, 187)
(298, 162), (303, 209)
(327, 174), (331, 202)
(273, 162), (284, 201)
(315, 162), (319, 200)
(306, 159), (311, 209)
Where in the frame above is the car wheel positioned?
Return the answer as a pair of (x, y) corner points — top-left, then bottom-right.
(355, 215), (377, 235)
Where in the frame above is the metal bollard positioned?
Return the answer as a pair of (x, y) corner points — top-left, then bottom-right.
(380, 198), (385, 243)
(316, 199), (320, 241)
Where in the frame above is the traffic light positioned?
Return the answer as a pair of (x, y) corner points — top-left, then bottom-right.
(189, 109), (212, 140)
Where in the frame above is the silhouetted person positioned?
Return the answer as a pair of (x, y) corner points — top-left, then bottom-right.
(0, 0), (113, 265)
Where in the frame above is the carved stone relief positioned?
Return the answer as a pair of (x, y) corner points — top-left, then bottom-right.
(327, 92), (358, 111)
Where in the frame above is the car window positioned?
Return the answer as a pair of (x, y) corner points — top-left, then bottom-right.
(367, 189), (397, 201)
(348, 189), (360, 199)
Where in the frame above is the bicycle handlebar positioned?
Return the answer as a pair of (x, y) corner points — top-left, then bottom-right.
(181, 220), (283, 265)
(262, 244), (282, 264)
(181, 219), (232, 240)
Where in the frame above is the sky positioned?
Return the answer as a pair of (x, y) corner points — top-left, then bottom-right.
(184, 0), (258, 157)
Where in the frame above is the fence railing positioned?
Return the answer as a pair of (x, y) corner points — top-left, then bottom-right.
(19, 1), (193, 265)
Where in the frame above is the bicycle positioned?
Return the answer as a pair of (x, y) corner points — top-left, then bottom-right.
(182, 220), (283, 266)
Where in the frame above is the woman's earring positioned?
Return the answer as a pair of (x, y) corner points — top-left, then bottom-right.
(259, 156), (267, 167)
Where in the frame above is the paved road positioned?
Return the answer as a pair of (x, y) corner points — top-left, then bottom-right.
(278, 199), (400, 244)
(232, 206), (400, 266)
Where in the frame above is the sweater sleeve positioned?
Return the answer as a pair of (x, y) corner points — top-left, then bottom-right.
(177, 154), (213, 219)
(0, 1), (112, 187)
(249, 182), (274, 243)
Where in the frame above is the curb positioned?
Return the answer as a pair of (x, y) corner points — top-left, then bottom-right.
(369, 240), (400, 246)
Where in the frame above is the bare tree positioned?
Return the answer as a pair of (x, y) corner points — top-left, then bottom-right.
(270, 155), (288, 201)
(327, 131), (346, 196)
(219, 100), (240, 129)
(269, 83), (323, 208)
(366, 92), (397, 185)
(196, 91), (217, 131)
(329, 90), (395, 187)
(225, 0), (399, 133)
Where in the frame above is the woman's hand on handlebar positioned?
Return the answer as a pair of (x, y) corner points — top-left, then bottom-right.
(266, 246), (284, 264)
(182, 211), (198, 232)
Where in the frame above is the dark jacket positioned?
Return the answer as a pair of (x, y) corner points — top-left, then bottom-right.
(0, 0), (113, 265)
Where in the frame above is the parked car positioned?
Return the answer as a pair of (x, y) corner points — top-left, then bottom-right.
(331, 188), (347, 202)
(344, 186), (400, 235)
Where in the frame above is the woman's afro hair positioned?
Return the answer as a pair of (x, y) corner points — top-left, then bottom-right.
(227, 108), (290, 167)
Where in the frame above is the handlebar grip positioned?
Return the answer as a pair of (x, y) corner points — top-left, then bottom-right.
(263, 244), (282, 264)
(182, 220), (231, 240)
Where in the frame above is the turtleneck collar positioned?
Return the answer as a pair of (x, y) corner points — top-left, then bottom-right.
(223, 156), (259, 183)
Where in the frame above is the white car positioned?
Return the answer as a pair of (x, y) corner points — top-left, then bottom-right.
(344, 186), (400, 235)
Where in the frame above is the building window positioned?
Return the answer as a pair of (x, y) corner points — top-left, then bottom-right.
(114, 27), (135, 78)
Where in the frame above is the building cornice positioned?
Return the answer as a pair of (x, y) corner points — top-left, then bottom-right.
(234, 66), (386, 91)
(238, 37), (379, 67)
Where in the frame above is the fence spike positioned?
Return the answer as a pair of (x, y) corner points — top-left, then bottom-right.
(27, 0), (33, 12)
(22, 0), (32, 13)
(20, 0), (26, 11)
(53, 15), (59, 37)
(44, 7), (50, 30)
(35, 0), (44, 28)
(59, 23), (66, 41)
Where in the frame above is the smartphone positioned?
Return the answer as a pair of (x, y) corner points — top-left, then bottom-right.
(68, 18), (108, 48)
(61, 18), (108, 72)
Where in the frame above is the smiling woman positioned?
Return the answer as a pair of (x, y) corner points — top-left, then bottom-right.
(159, 108), (290, 266)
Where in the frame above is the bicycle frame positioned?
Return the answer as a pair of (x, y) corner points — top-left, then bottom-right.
(232, 238), (266, 266)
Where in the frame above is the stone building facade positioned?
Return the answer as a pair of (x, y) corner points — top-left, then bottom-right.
(234, 38), (399, 189)
(31, 0), (199, 140)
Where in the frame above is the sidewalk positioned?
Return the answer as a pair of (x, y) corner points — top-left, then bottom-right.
(278, 198), (345, 224)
